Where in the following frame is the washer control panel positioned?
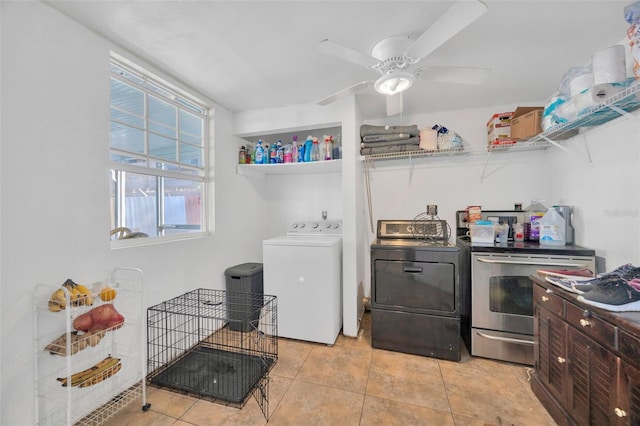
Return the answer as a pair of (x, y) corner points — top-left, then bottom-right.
(287, 220), (342, 235)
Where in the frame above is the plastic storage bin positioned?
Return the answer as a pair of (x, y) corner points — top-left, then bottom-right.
(469, 223), (495, 244)
(224, 262), (264, 331)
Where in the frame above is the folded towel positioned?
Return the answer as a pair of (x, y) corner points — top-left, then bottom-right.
(360, 144), (421, 155)
(362, 133), (411, 143)
(361, 136), (420, 148)
(419, 129), (438, 151)
(360, 124), (419, 138)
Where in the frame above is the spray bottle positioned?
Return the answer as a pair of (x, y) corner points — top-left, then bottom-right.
(311, 137), (320, 161)
(323, 135), (333, 160)
(291, 135), (299, 163)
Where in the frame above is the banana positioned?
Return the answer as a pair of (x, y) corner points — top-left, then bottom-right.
(78, 361), (122, 388)
(48, 288), (67, 312)
(62, 279), (82, 306)
(57, 355), (120, 387)
(75, 284), (94, 306)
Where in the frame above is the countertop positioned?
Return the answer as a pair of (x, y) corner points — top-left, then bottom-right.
(456, 236), (596, 257)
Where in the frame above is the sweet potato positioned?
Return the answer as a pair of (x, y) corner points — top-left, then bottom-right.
(73, 304), (124, 332)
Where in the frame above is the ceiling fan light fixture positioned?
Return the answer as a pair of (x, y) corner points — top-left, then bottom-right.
(374, 71), (415, 95)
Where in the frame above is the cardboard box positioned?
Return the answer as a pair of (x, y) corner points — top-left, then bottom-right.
(487, 111), (514, 146)
(510, 106), (544, 141)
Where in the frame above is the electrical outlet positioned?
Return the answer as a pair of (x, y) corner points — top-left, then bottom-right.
(427, 204), (438, 215)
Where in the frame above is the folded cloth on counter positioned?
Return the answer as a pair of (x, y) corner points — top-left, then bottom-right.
(360, 136), (420, 148)
(362, 133), (411, 143)
(360, 143), (420, 155)
(360, 124), (419, 138)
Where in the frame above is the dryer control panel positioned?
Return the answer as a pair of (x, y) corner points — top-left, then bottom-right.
(287, 220), (342, 236)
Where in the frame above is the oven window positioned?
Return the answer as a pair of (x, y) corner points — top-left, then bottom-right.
(489, 276), (533, 316)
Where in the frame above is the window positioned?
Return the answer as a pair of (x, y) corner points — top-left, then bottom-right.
(109, 55), (209, 241)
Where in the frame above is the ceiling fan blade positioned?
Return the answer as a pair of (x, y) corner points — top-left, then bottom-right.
(386, 93), (403, 116)
(404, 0), (488, 62)
(318, 39), (380, 69)
(415, 66), (491, 84)
(316, 81), (371, 106)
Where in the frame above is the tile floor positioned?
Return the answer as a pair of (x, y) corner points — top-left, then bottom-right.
(105, 313), (556, 425)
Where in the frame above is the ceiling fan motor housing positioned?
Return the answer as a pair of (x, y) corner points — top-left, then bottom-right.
(371, 35), (413, 74)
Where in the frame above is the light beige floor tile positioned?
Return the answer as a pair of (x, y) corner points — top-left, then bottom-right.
(270, 338), (316, 379)
(440, 359), (556, 425)
(144, 386), (198, 418)
(361, 395), (455, 426)
(268, 380), (364, 425)
(100, 402), (178, 426)
(296, 344), (372, 393)
(366, 349), (450, 413)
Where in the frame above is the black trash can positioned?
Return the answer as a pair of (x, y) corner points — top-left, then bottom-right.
(224, 262), (264, 332)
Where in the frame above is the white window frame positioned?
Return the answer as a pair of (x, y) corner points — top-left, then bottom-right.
(109, 53), (210, 247)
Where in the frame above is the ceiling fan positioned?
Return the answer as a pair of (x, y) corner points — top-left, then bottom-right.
(316, 0), (490, 116)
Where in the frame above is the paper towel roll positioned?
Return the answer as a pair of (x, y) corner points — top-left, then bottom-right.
(592, 45), (627, 85)
(569, 73), (593, 96)
(557, 84), (622, 121)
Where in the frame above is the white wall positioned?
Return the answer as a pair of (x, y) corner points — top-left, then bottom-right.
(547, 113), (640, 269)
(0, 3), (266, 424)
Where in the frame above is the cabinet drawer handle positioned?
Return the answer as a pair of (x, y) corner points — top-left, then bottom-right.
(557, 356), (566, 364)
(579, 319), (591, 327)
(541, 296), (549, 302)
(615, 407), (627, 417)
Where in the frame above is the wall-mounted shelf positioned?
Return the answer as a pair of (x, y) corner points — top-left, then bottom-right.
(236, 159), (342, 180)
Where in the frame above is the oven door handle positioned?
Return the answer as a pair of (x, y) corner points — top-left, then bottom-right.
(475, 257), (588, 268)
(476, 331), (534, 346)
(403, 266), (423, 273)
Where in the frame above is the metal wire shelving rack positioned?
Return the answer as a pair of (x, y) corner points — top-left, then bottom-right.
(362, 81), (640, 231)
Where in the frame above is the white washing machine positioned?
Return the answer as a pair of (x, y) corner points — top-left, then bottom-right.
(263, 220), (342, 345)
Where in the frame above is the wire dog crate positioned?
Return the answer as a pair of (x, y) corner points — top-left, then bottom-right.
(146, 289), (277, 420)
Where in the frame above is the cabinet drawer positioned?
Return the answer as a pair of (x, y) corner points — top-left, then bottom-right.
(619, 330), (640, 370)
(566, 302), (617, 351)
(534, 284), (564, 317)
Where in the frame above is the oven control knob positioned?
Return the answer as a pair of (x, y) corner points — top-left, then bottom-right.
(292, 223), (298, 229)
(325, 223), (331, 229)
(299, 223), (305, 228)
(311, 222), (319, 229)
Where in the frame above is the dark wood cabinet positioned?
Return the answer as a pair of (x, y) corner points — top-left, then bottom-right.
(531, 275), (640, 425)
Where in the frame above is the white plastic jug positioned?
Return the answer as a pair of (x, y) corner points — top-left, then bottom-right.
(539, 207), (566, 246)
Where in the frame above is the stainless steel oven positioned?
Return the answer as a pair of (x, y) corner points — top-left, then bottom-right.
(471, 252), (596, 365)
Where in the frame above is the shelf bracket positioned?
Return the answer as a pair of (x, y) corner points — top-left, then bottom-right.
(407, 152), (415, 184)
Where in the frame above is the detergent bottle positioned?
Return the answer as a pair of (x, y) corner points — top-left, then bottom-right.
(255, 139), (265, 164)
(270, 142), (278, 164)
(539, 207), (566, 246)
(303, 135), (313, 162)
(276, 139), (284, 163)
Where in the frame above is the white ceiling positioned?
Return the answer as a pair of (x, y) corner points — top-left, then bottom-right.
(47, 0), (631, 119)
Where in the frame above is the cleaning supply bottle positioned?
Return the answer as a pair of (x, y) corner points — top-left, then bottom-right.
(292, 135), (299, 163)
(284, 143), (292, 163)
(276, 139), (284, 163)
(270, 142), (277, 164)
(311, 137), (320, 161)
(304, 135), (313, 162)
(255, 139), (265, 164)
(324, 135), (333, 160)
(524, 200), (546, 242)
(539, 207), (566, 246)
